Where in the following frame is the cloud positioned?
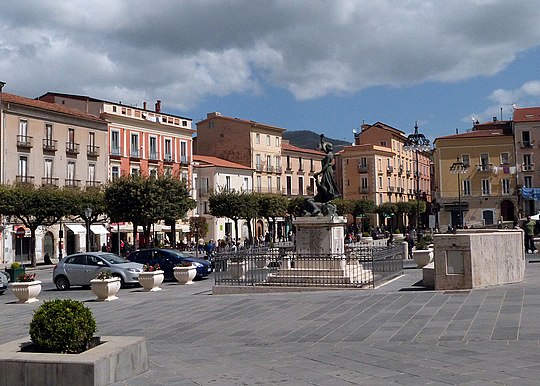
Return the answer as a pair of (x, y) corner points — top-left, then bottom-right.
(2, 0), (540, 109)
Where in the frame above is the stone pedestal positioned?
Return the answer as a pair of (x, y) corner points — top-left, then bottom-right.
(293, 215), (346, 256)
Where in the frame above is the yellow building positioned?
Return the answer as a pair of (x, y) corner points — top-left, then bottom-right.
(433, 120), (517, 229)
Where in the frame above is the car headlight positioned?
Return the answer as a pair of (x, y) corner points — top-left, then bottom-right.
(193, 262), (203, 268)
(127, 268), (141, 272)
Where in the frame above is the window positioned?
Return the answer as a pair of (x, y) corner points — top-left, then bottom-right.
(149, 137), (157, 159)
(89, 132), (95, 147)
(225, 176), (231, 191)
(111, 131), (120, 155)
(310, 159), (314, 172)
(523, 154), (533, 171)
(298, 157), (303, 170)
(379, 176), (383, 189)
(44, 124), (53, 145)
(18, 156), (28, 178)
(131, 167), (139, 177)
(67, 161), (75, 184)
(256, 154), (261, 170)
(130, 134), (139, 157)
(256, 175), (261, 192)
(360, 157), (368, 167)
(164, 166), (172, 176)
(361, 177), (368, 189)
(68, 128), (75, 144)
(266, 135), (270, 146)
(461, 154), (470, 168)
(500, 152), (509, 165)
(480, 153), (489, 170)
(380, 141), (387, 147)
(267, 176), (272, 191)
(88, 164), (95, 183)
(275, 137), (279, 147)
(276, 176), (281, 192)
(181, 171), (188, 182)
(164, 139), (172, 161)
(522, 131), (532, 147)
(243, 177), (249, 192)
(481, 179), (490, 195)
(111, 165), (120, 180)
(524, 176), (533, 188)
(255, 133), (260, 144)
(286, 176), (292, 195)
(267, 155), (272, 171)
(180, 141), (187, 163)
(502, 179), (510, 195)
(463, 180), (471, 196)
(44, 159), (53, 179)
(19, 120), (28, 138)
(286, 156), (291, 169)
(298, 176), (304, 196)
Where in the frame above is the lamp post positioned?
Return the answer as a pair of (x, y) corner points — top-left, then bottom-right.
(449, 157), (468, 229)
(84, 207), (92, 252)
(404, 122), (430, 241)
(0, 81), (5, 263)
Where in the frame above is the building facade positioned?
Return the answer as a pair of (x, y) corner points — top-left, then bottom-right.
(1, 92), (109, 264)
(433, 120), (518, 229)
(281, 140), (324, 197)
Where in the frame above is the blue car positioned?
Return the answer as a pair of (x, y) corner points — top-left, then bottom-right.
(127, 248), (212, 280)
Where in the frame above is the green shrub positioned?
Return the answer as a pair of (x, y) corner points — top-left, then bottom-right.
(94, 270), (112, 280)
(10, 262), (21, 269)
(29, 299), (97, 354)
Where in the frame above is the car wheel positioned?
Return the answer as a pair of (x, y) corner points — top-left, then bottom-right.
(0, 290), (5, 295)
(112, 274), (126, 288)
(55, 276), (70, 291)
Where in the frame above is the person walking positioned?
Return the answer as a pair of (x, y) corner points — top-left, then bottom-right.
(522, 216), (538, 253)
(404, 233), (415, 259)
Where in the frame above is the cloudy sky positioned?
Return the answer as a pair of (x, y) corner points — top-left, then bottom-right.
(2, 0), (540, 143)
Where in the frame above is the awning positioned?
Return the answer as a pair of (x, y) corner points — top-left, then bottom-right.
(90, 225), (109, 235)
(522, 188), (540, 200)
(65, 223), (87, 234)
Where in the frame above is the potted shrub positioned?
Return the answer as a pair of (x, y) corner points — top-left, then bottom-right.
(360, 232), (373, 244)
(138, 264), (164, 292)
(5, 262), (25, 283)
(393, 230), (404, 241)
(412, 238), (433, 268)
(29, 299), (98, 353)
(173, 261), (197, 285)
(90, 270), (121, 301)
(11, 272), (41, 303)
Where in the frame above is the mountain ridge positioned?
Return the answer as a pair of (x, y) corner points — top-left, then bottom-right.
(283, 130), (351, 152)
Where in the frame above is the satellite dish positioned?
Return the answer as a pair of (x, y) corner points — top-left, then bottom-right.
(352, 128), (358, 134)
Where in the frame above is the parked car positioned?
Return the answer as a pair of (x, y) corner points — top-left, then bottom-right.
(0, 271), (8, 294)
(127, 248), (212, 280)
(53, 252), (144, 290)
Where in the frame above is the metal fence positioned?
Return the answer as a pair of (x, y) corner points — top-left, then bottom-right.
(213, 243), (404, 289)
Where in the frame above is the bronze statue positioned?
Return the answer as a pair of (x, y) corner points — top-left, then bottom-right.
(303, 134), (341, 216)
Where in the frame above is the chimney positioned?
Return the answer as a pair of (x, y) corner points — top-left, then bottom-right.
(155, 100), (161, 113)
(207, 112), (222, 118)
(143, 101), (147, 110)
(493, 116), (497, 122)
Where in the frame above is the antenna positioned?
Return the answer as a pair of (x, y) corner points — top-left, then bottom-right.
(500, 107), (503, 121)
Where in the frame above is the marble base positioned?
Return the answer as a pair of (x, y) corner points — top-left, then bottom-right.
(293, 215), (346, 256)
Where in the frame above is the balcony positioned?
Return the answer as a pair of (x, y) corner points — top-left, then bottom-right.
(110, 147), (122, 158)
(522, 163), (535, 172)
(398, 166), (404, 175)
(87, 145), (100, 157)
(41, 177), (59, 187)
(130, 150), (141, 159)
(266, 165), (274, 173)
(163, 154), (173, 163)
(386, 166), (394, 174)
(148, 151), (160, 163)
(86, 180), (101, 188)
(65, 142), (80, 155)
(358, 186), (369, 193)
(180, 156), (189, 165)
(275, 166), (283, 174)
(256, 164), (263, 172)
(406, 170), (411, 177)
(15, 175), (34, 184)
(388, 186), (395, 192)
(358, 165), (369, 173)
(65, 179), (81, 188)
(17, 135), (33, 149)
(520, 141), (534, 149)
(476, 164), (493, 172)
(42, 139), (58, 152)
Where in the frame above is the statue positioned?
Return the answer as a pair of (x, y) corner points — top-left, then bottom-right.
(303, 134), (341, 216)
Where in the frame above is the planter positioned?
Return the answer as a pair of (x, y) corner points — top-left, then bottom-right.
(5, 267), (25, 282)
(360, 236), (373, 244)
(138, 270), (164, 292)
(173, 266), (196, 285)
(11, 280), (42, 303)
(394, 234), (405, 242)
(228, 261), (247, 280)
(254, 257), (268, 269)
(0, 336), (148, 386)
(90, 278), (121, 301)
(413, 248), (434, 268)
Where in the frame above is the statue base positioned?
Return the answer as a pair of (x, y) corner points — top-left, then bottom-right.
(293, 216), (346, 256)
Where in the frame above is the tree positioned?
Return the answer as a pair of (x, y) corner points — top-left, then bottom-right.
(257, 193), (287, 242)
(332, 198), (353, 217)
(209, 190), (243, 242)
(0, 184), (72, 266)
(189, 216), (208, 242)
(352, 199), (376, 233)
(377, 202), (398, 231)
(238, 192), (259, 245)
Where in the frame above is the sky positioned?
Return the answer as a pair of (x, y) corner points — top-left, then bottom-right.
(2, 0), (540, 144)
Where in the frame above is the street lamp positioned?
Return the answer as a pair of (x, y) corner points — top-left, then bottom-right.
(449, 157), (468, 229)
(84, 207), (92, 252)
(404, 122), (430, 241)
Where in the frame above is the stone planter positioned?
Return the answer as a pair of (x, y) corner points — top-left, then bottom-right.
(228, 261), (247, 280)
(0, 336), (148, 386)
(360, 236), (373, 244)
(173, 266), (196, 285)
(254, 257), (268, 269)
(11, 280), (42, 303)
(413, 248), (434, 268)
(138, 270), (164, 292)
(90, 278), (121, 301)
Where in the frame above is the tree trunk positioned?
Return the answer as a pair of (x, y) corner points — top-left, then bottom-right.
(233, 219), (239, 243)
(170, 222), (177, 248)
(30, 228), (37, 267)
(246, 218), (253, 245)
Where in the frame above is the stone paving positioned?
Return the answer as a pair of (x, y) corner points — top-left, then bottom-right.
(2, 260), (540, 385)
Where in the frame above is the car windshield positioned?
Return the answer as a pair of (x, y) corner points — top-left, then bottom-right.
(166, 250), (189, 259)
(99, 253), (130, 264)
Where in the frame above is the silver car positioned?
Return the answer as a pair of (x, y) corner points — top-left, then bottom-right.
(0, 271), (8, 294)
(53, 252), (143, 290)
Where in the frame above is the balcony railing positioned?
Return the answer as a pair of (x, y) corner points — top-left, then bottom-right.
(358, 187), (369, 193)
(16, 175), (34, 184)
(87, 145), (100, 157)
(266, 165), (274, 172)
(65, 142), (80, 154)
(476, 164), (493, 172)
(65, 179), (81, 188)
(388, 186), (395, 192)
(256, 164), (263, 172)
(42, 177), (59, 186)
(148, 151), (160, 162)
(110, 147), (122, 157)
(42, 139), (57, 151)
(86, 180), (101, 187)
(406, 170), (411, 177)
(130, 150), (141, 159)
(180, 156), (189, 165)
(275, 166), (283, 173)
(17, 135), (33, 148)
(358, 165), (369, 173)
(521, 141), (534, 149)
(163, 154), (173, 163)
(386, 166), (394, 174)
(522, 163), (535, 172)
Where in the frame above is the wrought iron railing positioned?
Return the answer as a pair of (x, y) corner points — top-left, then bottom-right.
(213, 244), (403, 289)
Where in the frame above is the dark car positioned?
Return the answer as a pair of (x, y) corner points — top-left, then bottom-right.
(127, 248), (212, 280)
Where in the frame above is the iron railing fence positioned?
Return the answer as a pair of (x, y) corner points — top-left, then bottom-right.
(213, 243), (404, 289)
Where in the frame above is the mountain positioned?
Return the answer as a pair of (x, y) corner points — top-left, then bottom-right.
(283, 130), (351, 152)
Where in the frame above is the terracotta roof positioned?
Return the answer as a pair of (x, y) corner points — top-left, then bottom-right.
(281, 141), (324, 156)
(196, 113), (286, 132)
(514, 107), (540, 122)
(193, 155), (253, 170)
(2, 93), (104, 123)
(435, 128), (509, 141)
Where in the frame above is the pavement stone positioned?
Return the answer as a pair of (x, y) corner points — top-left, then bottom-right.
(2, 260), (540, 384)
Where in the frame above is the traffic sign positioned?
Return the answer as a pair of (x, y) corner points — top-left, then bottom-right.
(16, 227), (25, 238)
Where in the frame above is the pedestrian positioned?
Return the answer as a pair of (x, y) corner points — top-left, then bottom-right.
(522, 216), (538, 253)
(404, 233), (414, 259)
(101, 243), (107, 252)
(386, 232), (394, 247)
